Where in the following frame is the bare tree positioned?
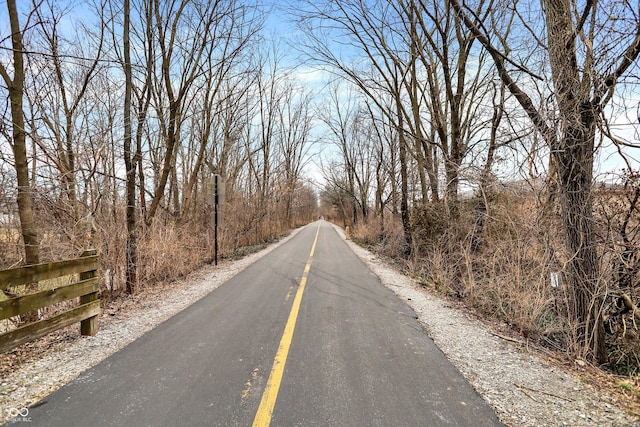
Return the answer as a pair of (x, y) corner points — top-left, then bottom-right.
(207, 75), (254, 196)
(27, 0), (106, 230)
(362, 97), (398, 237)
(296, 0), (418, 252)
(178, 8), (257, 221)
(275, 84), (315, 226)
(318, 83), (360, 226)
(296, 0), (497, 254)
(319, 83), (382, 227)
(451, 0), (640, 363)
(145, 0), (251, 224)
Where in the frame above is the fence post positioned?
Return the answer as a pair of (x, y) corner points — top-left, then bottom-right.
(80, 249), (99, 336)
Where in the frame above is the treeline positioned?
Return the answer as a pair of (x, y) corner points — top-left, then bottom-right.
(0, 1), (317, 297)
(299, 0), (640, 371)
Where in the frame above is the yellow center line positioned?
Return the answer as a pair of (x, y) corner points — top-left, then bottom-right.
(252, 224), (321, 427)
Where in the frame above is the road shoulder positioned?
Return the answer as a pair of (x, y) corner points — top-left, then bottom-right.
(331, 223), (638, 427)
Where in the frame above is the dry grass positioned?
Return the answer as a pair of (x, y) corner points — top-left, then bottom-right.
(0, 224), (24, 269)
(1, 190), (299, 299)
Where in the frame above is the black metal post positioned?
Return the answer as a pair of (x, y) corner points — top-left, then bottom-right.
(214, 192), (219, 266)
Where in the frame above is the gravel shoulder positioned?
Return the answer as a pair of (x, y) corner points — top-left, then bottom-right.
(1, 223), (638, 426)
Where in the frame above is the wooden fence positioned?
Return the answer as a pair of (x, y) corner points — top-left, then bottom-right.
(0, 250), (100, 353)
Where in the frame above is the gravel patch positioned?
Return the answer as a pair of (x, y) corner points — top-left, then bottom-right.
(1, 223), (638, 426)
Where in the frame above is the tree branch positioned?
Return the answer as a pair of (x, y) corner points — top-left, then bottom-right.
(597, 24), (640, 105)
(621, 293), (640, 323)
(449, 0), (555, 147)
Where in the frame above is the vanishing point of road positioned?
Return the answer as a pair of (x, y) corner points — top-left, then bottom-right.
(14, 221), (502, 426)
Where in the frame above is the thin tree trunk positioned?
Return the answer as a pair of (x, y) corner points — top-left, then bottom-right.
(397, 100), (412, 256)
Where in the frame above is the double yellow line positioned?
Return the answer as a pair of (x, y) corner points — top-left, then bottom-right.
(252, 224), (320, 427)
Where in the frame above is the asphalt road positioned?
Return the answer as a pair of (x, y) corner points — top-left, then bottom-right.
(11, 221), (502, 426)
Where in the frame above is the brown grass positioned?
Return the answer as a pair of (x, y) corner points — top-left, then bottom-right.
(1, 190), (301, 300)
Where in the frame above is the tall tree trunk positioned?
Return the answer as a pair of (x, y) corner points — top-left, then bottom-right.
(123, 0), (137, 294)
(556, 122), (604, 361)
(444, 157), (460, 220)
(1, 0), (40, 266)
(545, 0), (605, 363)
(406, 7), (430, 204)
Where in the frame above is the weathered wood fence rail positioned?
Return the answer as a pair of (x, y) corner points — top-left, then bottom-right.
(0, 250), (100, 353)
